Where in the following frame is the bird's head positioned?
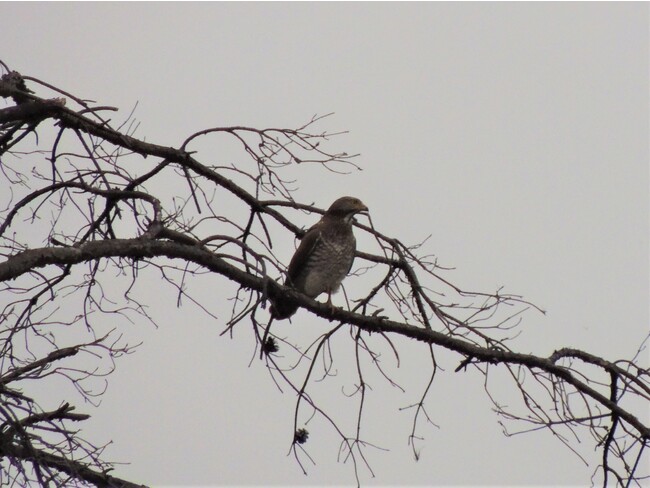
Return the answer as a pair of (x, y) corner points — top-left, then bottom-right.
(325, 196), (369, 222)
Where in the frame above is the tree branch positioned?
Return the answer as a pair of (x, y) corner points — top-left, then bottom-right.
(0, 441), (147, 488)
(2, 238), (648, 442)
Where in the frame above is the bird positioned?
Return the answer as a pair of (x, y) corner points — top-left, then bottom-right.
(270, 196), (369, 320)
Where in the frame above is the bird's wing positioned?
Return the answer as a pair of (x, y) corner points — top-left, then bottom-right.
(345, 238), (357, 275)
(286, 222), (323, 286)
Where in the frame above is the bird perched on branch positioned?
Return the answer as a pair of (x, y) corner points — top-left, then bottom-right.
(270, 196), (369, 320)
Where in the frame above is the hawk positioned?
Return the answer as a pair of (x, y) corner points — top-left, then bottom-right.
(270, 196), (369, 320)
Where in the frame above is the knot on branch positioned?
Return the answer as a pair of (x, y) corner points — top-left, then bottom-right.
(0, 71), (33, 104)
(140, 219), (165, 240)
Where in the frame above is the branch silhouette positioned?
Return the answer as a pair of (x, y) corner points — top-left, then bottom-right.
(1, 63), (647, 487)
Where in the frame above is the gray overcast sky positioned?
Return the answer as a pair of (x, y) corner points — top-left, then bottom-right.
(2, 2), (648, 486)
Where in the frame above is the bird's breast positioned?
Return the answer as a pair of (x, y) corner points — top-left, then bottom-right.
(300, 233), (356, 297)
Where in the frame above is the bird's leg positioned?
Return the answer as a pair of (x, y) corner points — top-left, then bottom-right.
(325, 291), (336, 320)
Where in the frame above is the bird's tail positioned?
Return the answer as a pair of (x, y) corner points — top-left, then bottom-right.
(269, 299), (298, 320)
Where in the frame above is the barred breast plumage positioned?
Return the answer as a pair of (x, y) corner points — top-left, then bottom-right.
(298, 226), (356, 297)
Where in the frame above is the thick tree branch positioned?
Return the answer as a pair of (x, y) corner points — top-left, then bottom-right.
(1, 238), (647, 442)
(0, 441), (147, 488)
